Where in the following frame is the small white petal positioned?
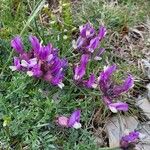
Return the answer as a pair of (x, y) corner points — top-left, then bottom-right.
(29, 58), (37, 63)
(79, 25), (84, 32)
(73, 122), (82, 129)
(74, 75), (80, 80)
(9, 66), (17, 71)
(58, 83), (64, 89)
(103, 66), (108, 72)
(21, 60), (28, 67)
(130, 83), (135, 89)
(29, 58), (37, 67)
(86, 30), (91, 37)
(109, 106), (118, 113)
(94, 56), (102, 61)
(72, 40), (77, 49)
(27, 71), (33, 76)
(47, 54), (53, 62)
(88, 48), (94, 53)
(124, 129), (130, 135)
(92, 84), (97, 89)
(139, 133), (146, 139)
(97, 76), (101, 82)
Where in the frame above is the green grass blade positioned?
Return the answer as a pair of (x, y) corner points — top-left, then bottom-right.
(20, 0), (46, 35)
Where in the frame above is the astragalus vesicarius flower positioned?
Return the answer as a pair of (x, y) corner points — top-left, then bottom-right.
(73, 23), (106, 60)
(98, 65), (134, 113)
(120, 131), (140, 149)
(73, 54), (97, 88)
(56, 109), (81, 129)
(10, 35), (67, 88)
(74, 54), (89, 81)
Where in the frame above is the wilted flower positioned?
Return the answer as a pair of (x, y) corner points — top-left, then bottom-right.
(98, 65), (134, 113)
(73, 23), (106, 59)
(10, 35), (68, 88)
(120, 131), (140, 149)
(56, 109), (81, 129)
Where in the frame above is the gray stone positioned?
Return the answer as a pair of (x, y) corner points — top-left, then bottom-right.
(136, 97), (150, 120)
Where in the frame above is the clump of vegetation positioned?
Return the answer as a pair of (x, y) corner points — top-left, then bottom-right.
(0, 0), (150, 149)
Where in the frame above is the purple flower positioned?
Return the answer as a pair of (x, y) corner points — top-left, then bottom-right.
(98, 26), (107, 41)
(39, 44), (50, 60)
(50, 70), (65, 89)
(43, 57), (67, 88)
(102, 96), (128, 112)
(73, 55), (97, 89)
(11, 36), (24, 54)
(120, 131), (140, 149)
(79, 23), (95, 38)
(10, 35), (67, 88)
(108, 102), (129, 113)
(74, 23), (106, 56)
(99, 65), (117, 93)
(86, 37), (100, 53)
(29, 35), (41, 55)
(21, 58), (37, 68)
(99, 65), (134, 112)
(57, 116), (69, 127)
(83, 74), (97, 88)
(57, 109), (81, 129)
(27, 64), (43, 77)
(113, 75), (134, 96)
(74, 54), (89, 80)
(9, 57), (21, 71)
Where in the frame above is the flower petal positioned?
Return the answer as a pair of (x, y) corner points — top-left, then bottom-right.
(11, 36), (24, 54)
(29, 35), (41, 55)
(80, 23), (95, 38)
(98, 26), (107, 40)
(68, 109), (81, 127)
(57, 116), (69, 127)
(27, 64), (42, 77)
(74, 54), (89, 80)
(83, 74), (97, 88)
(86, 37), (100, 53)
(120, 131), (139, 148)
(109, 102), (129, 112)
(99, 65), (116, 93)
(28, 58), (37, 67)
(72, 122), (82, 129)
(113, 75), (134, 97)
(76, 36), (87, 49)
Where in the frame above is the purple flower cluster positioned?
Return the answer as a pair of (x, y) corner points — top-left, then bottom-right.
(98, 65), (134, 113)
(9, 23), (135, 130)
(72, 23), (134, 113)
(120, 131), (140, 149)
(56, 109), (81, 129)
(73, 23), (106, 60)
(72, 23), (106, 88)
(10, 36), (67, 88)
